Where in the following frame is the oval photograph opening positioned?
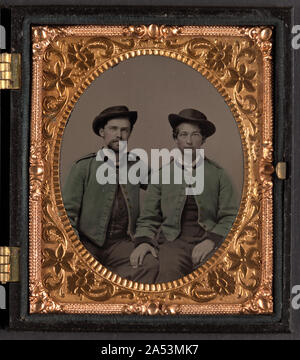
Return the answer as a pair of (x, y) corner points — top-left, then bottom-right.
(60, 55), (243, 284)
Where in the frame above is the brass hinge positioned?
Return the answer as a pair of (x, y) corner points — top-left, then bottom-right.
(275, 162), (287, 180)
(0, 53), (21, 89)
(0, 247), (20, 284)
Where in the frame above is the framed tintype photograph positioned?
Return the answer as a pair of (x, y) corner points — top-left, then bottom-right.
(0, 2), (298, 337)
(29, 24), (272, 315)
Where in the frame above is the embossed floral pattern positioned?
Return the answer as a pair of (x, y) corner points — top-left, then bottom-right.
(227, 246), (260, 277)
(42, 244), (74, 275)
(67, 268), (95, 296)
(225, 64), (256, 93)
(43, 62), (74, 96)
(67, 43), (95, 71)
(207, 267), (235, 296)
(206, 42), (233, 72)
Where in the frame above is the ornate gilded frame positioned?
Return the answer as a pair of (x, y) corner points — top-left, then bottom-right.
(29, 25), (273, 315)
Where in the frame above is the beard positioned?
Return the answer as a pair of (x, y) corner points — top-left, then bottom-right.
(107, 139), (121, 152)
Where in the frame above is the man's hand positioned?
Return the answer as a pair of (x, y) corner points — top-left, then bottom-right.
(130, 243), (157, 268)
(192, 239), (215, 267)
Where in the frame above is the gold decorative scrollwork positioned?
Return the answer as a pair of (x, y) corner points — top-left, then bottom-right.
(29, 25), (273, 315)
(123, 24), (181, 41)
(30, 281), (64, 313)
(241, 276), (273, 314)
(32, 26), (66, 59)
(244, 27), (273, 59)
(124, 301), (180, 315)
(29, 145), (44, 201)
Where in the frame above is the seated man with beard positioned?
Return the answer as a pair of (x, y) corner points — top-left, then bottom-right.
(63, 106), (158, 283)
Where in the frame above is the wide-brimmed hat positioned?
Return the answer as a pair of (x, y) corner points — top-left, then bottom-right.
(168, 108), (216, 138)
(93, 105), (137, 136)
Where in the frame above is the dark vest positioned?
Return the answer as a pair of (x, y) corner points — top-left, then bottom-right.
(105, 184), (129, 242)
(158, 195), (206, 244)
(180, 195), (206, 239)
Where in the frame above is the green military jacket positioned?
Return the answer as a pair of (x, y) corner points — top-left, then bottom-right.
(135, 158), (239, 242)
(62, 151), (145, 248)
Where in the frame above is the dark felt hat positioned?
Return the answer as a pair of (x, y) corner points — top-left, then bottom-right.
(168, 108), (216, 138)
(93, 105), (137, 136)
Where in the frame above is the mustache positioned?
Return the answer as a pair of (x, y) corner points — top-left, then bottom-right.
(110, 138), (121, 143)
(107, 139), (122, 150)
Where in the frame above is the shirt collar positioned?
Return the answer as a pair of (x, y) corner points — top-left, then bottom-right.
(96, 147), (136, 166)
(174, 149), (204, 170)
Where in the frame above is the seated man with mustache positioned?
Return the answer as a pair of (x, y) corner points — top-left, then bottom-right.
(131, 108), (238, 283)
(63, 106), (158, 283)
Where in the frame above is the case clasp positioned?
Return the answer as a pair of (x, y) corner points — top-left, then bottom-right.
(275, 162), (287, 180)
